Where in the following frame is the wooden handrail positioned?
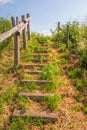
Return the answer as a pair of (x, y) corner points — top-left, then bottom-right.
(0, 15), (32, 43)
(0, 14), (32, 67)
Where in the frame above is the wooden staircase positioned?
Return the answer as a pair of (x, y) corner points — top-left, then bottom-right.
(13, 42), (58, 123)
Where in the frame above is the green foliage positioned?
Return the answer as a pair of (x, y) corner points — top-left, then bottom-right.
(0, 17), (12, 55)
(51, 25), (66, 46)
(51, 21), (81, 49)
(9, 118), (28, 130)
(45, 95), (61, 111)
(69, 21), (81, 45)
(75, 79), (84, 91)
(16, 95), (29, 110)
(0, 85), (16, 114)
(31, 32), (50, 43)
(20, 82), (36, 92)
(24, 73), (33, 80)
(83, 106), (87, 114)
(40, 61), (60, 92)
(68, 69), (82, 79)
(80, 46), (87, 69)
(40, 61), (60, 80)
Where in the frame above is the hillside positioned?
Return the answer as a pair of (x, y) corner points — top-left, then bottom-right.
(0, 33), (86, 130)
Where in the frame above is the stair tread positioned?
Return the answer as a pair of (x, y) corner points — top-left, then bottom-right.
(22, 79), (52, 83)
(25, 63), (47, 67)
(19, 92), (54, 97)
(24, 70), (42, 74)
(13, 109), (58, 122)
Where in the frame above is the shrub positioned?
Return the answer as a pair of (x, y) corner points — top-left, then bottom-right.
(0, 17), (12, 55)
(80, 46), (87, 69)
(68, 69), (82, 79)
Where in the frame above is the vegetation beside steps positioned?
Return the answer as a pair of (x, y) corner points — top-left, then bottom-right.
(0, 19), (87, 129)
(6, 34), (61, 130)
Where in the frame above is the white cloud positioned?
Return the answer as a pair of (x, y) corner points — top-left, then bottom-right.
(0, 0), (12, 4)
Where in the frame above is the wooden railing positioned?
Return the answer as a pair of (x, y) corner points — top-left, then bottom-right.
(0, 13), (32, 67)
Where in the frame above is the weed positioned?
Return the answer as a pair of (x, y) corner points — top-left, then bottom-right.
(80, 46), (87, 69)
(68, 69), (82, 79)
(0, 85), (16, 106)
(16, 95), (29, 110)
(83, 106), (87, 114)
(19, 82), (36, 92)
(24, 73), (33, 80)
(45, 95), (61, 111)
(40, 61), (60, 92)
(74, 106), (80, 112)
(9, 118), (28, 130)
(75, 79), (84, 91)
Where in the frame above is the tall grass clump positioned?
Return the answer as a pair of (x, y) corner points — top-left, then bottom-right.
(40, 61), (60, 92)
(0, 17), (12, 56)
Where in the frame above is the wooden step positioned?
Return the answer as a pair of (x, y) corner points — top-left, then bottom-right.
(34, 50), (49, 53)
(31, 59), (49, 63)
(13, 110), (58, 122)
(19, 92), (54, 98)
(30, 54), (49, 57)
(22, 79), (52, 83)
(24, 70), (42, 74)
(25, 64), (47, 69)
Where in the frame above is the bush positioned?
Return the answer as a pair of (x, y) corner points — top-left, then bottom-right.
(0, 17), (12, 55)
(68, 69), (82, 79)
(80, 46), (87, 69)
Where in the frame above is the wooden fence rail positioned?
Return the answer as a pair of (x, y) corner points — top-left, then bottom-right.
(0, 13), (32, 67)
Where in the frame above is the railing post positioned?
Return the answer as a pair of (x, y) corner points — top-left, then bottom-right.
(58, 21), (60, 30)
(11, 16), (20, 67)
(22, 15), (27, 49)
(66, 25), (69, 49)
(16, 16), (19, 25)
(27, 13), (30, 40)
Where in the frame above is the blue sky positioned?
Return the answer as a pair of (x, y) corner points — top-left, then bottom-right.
(0, 0), (87, 35)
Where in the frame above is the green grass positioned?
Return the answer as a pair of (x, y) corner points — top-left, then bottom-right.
(40, 61), (60, 92)
(19, 82), (36, 92)
(45, 95), (61, 111)
(83, 106), (87, 114)
(0, 85), (17, 114)
(9, 118), (28, 130)
(16, 95), (29, 110)
(24, 73), (33, 80)
(68, 69), (82, 79)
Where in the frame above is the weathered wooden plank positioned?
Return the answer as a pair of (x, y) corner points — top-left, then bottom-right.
(30, 54), (49, 57)
(13, 110), (58, 122)
(24, 70), (42, 74)
(17, 22), (28, 35)
(0, 16), (32, 43)
(11, 16), (20, 67)
(27, 14), (31, 40)
(22, 15), (27, 49)
(0, 22), (23, 43)
(19, 92), (54, 98)
(34, 50), (49, 53)
(66, 25), (69, 48)
(22, 79), (52, 83)
(25, 64), (47, 69)
(31, 59), (49, 63)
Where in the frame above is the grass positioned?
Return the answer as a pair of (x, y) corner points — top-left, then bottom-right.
(40, 61), (60, 92)
(68, 69), (82, 79)
(9, 115), (53, 130)
(24, 73), (33, 80)
(18, 82), (36, 92)
(0, 85), (17, 114)
(83, 106), (87, 114)
(45, 95), (61, 111)
(16, 95), (29, 110)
